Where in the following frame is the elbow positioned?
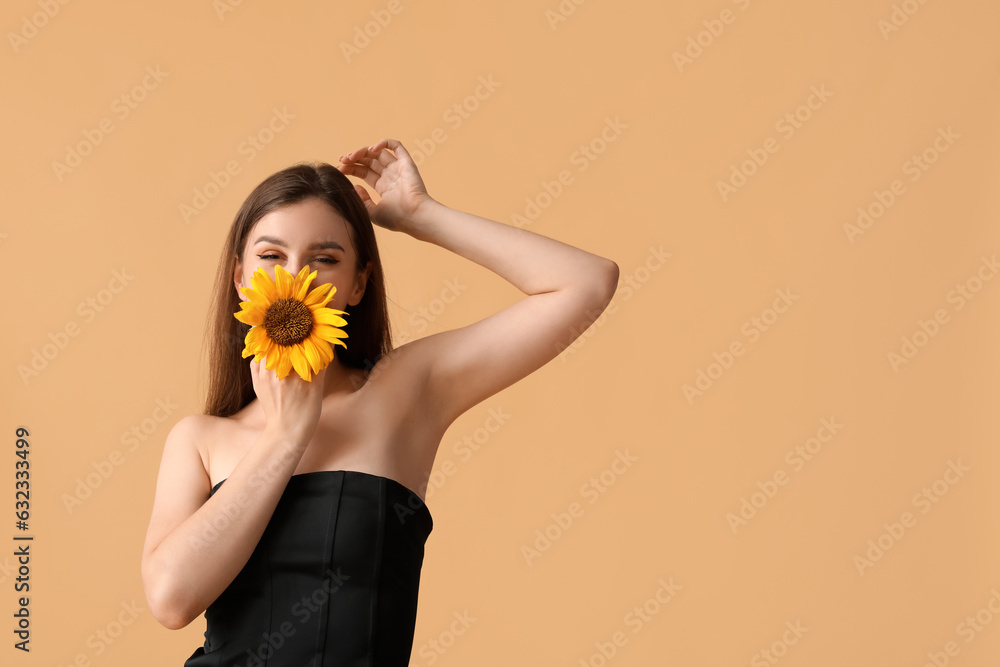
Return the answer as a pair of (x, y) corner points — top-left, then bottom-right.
(153, 601), (196, 631)
(142, 557), (199, 630)
(590, 259), (620, 306)
(147, 584), (198, 630)
(604, 260), (620, 296)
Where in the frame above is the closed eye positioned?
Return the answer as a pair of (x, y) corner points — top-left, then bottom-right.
(257, 254), (339, 264)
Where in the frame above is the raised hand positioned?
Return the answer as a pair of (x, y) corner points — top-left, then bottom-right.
(337, 138), (434, 232)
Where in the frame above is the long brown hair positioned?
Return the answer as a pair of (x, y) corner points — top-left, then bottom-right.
(199, 162), (391, 418)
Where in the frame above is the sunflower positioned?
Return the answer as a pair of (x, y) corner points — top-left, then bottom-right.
(233, 264), (349, 382)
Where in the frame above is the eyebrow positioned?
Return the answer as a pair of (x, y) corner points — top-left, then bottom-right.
(252, 235), (344, 251)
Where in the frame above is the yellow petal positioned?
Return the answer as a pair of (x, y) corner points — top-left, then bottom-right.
(245, 287), (272, 311)
(315, 324), (348, 340)
(234, 309), (264, 327)
(250, 266), (278, 302)
(304, 282), (335, 307)
(246, 325), (270, 353)
(236, 298), (259, 311)
(294, 267), (317, 301)
(317, 337), (335, 370)
(313, 309), (348, 327)
(314, 325), (348, 348)
(275, 264), (293, 297)
(265, 344), (284, 371)
(276, 350), (293, 380)
(301, 336), (323, 374)
(256, 339), (274, 363)
(290, 345), (312, 382)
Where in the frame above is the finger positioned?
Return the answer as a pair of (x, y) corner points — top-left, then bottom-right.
(367, 139), (390, 156)
(339, 146), (370, 163)
(249, 358), (261, 390)
(364, 140), (400, 169)
(339, 163), (381, 190)
(353, 183), (373, 204)
(372, 148), (395, 170)
(382, 139), (413, 164)
(345, 141), (394, 168)
(358, 156), (385, 176)
(341, 142), (389, 165)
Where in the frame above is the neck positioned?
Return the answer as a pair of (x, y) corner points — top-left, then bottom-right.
(323, 355), (365, 396)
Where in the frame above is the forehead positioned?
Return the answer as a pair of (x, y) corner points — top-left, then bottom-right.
(247, 198), (353, 251)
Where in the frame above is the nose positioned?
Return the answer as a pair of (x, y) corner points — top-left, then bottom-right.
(282, 260), (314, 278)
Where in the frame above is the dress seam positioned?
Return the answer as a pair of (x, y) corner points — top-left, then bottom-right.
(264, 520), (273, 667)
(314, 474), (343, 667)
(366, 477), (386, 666)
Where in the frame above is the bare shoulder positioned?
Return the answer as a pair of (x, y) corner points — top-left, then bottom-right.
(165, 413), (220, 473)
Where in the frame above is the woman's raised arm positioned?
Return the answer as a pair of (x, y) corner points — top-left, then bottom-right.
(338, 139), (619, 428)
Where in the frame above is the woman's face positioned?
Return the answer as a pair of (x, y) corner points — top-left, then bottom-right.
(234, 197), (371, 313)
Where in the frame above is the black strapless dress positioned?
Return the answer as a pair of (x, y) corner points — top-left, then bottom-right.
(183, 469), (433, 667)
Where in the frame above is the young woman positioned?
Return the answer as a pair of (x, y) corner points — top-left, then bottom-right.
(141, 138), (619, 664)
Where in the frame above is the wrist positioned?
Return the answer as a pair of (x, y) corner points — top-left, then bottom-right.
(408, 196), (445, 242)
(262, 422), (313, 454)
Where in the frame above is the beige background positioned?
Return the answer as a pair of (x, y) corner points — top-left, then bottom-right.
(3, 0), (999, 665)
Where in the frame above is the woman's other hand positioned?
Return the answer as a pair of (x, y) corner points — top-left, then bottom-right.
(337, 138), (434, 232)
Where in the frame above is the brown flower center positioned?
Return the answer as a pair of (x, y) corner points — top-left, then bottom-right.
(263, 298), (314, 346)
